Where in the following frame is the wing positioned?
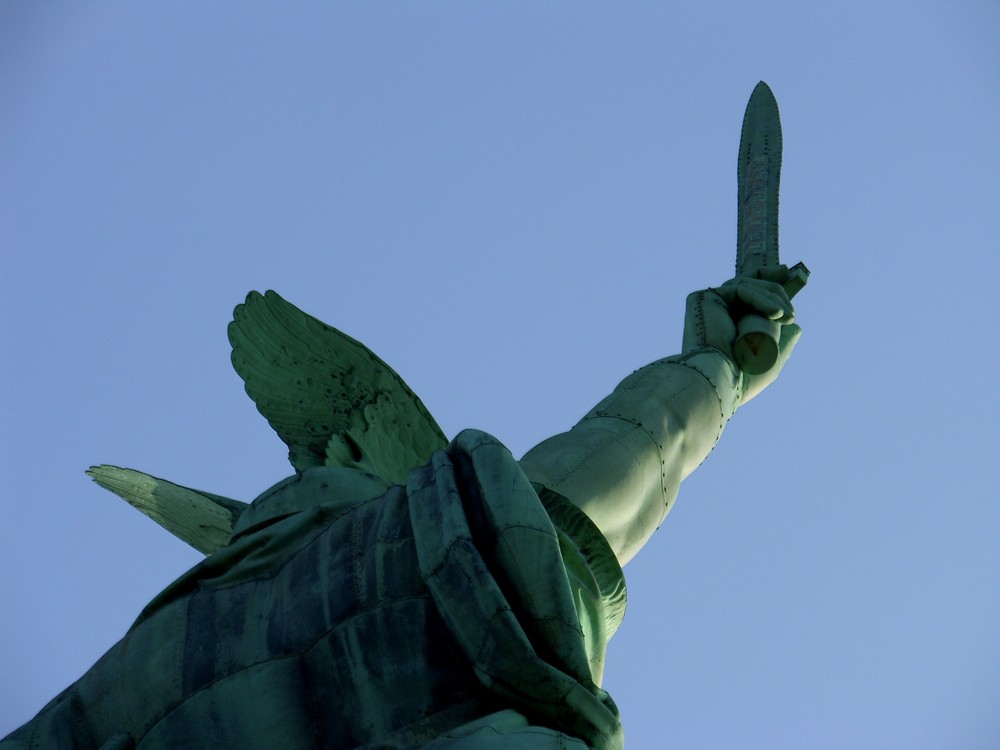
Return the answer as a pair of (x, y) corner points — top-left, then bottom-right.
(87, 465), (247, 555)
(228, 290), (448, 484)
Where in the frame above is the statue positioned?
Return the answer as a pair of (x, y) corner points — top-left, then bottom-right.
(2, 83), (806, 750)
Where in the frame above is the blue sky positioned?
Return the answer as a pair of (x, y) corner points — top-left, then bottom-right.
(2, 3), (998, 747)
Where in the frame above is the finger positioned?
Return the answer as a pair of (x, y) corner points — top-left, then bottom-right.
(735, 283), (794, 323)
(776, 323), (802, 366)
(741, 275), (793, 303)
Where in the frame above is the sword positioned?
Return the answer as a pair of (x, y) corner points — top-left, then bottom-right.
(733, 81), (809, 374)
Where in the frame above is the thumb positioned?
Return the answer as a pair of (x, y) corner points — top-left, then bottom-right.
(776, 323), (802, 367)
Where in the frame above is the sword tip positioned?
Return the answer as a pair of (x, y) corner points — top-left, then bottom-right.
(752, 80), (776, 100)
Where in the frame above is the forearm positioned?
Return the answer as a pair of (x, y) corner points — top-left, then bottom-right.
(519, 348), (741, 565)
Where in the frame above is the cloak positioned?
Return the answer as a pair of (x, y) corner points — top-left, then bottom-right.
(2, 431), (625, 750)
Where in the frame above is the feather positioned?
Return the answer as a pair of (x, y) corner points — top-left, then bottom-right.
(87, 465), (246, 555)
(229, 290), (448, 484)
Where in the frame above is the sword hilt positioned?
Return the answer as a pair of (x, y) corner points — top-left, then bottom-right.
(733, 262), (809, 375)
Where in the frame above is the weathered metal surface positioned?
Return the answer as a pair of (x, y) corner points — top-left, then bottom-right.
(736, 81), (783, 278)
(732, 82), (808, 374)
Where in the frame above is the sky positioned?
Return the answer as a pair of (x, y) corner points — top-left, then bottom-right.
(2, 2), (998, 747)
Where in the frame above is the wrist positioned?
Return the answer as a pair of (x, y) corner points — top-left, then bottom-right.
(664, 348), (743, 424)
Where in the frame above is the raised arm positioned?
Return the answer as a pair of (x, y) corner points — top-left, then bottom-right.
(519, 273), (801, 565)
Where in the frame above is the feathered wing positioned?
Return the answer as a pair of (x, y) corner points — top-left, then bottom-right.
(229, 290), (448, 484)
(87, 465), (247, 555)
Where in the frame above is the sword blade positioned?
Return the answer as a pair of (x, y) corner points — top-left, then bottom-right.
(736, 81), (782, 276)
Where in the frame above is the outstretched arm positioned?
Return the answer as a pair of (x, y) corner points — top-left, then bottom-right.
(519, 273), (801, 565)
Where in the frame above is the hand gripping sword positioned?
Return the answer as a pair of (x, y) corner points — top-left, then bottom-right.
(733, 81), (809, 375)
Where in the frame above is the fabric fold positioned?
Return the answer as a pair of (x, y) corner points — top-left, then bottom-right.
(408, 430), (623, 750)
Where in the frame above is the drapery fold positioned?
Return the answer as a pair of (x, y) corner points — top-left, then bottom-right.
(3, 431), (624, 750)
(408, 430), (623, 750)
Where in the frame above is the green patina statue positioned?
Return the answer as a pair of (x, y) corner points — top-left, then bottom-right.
(2, 83), (805, 749)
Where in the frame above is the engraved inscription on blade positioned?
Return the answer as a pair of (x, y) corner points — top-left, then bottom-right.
(736, 81), (782, 277)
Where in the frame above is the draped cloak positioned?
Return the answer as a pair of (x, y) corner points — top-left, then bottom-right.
(2, 431), (626, 749)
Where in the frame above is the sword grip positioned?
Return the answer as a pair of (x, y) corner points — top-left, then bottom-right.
(732, 262), (809, 375)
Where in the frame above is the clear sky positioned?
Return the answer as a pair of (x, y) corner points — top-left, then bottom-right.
(2, 2), (998, 747)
